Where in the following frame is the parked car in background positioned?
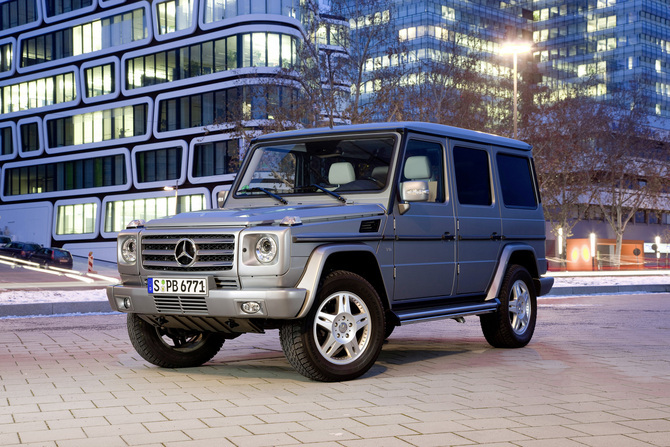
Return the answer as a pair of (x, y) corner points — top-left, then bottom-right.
(29, 247), (74, 269)
(0, 236), (11, 247)
(0, 242), (42, 260)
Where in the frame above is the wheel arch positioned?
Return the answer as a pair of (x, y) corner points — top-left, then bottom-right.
(294, 243), (389, 318)
(486, 244), (541, 301)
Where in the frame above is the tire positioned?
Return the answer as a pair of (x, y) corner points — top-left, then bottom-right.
(280, 270), (386, 382)
(127, 313), (225, 368)
(480, 265), (537, 348)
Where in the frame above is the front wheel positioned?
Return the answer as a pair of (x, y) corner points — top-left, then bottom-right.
(127, 314), (225, 368)
(480, 265), (537, 348)
(280, 271), (386, 382)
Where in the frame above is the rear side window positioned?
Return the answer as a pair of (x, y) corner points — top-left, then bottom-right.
(453, 146), (492, 206)
(496, 153), (537, 208)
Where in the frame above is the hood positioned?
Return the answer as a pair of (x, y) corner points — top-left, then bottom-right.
(144, 203), (387, 228)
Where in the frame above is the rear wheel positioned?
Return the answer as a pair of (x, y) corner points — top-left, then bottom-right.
(280, 271), (386, 381)
(480, 265), (536, 348)
(127, 314), (225, 368)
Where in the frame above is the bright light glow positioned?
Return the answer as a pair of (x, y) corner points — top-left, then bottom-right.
(558, 228), (564, 256)
(590, 233), (597, 258)
(500, 42), (532, 55)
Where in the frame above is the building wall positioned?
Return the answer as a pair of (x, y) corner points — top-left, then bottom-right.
(0, 0), (306, 261)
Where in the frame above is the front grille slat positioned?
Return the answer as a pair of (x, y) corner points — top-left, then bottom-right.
(141, 233), (236, 273)
(154, 296), (208, 315)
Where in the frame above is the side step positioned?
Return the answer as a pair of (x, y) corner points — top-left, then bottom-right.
(393, 299), (500, 325)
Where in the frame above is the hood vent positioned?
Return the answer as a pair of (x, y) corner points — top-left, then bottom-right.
(359, 219), (381, 233)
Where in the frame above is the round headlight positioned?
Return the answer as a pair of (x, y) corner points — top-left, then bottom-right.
(255, 235), (277, 264)
(121, 237), (137, 264)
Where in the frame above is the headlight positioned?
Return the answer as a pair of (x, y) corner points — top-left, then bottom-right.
(121, 237), (137, 264)
(255, 235), (277, 264)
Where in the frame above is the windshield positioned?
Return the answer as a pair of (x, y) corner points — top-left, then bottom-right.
(235, 136), (396, 199)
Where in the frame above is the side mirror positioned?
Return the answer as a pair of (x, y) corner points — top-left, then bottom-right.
(400, 181), (430, 202)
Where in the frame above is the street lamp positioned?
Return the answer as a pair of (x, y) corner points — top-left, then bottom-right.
(501, 42), (532, 139)
(164, 182), (178, 215)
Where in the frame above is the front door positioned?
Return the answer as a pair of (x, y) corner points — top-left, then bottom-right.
(393, 137), (456, 301)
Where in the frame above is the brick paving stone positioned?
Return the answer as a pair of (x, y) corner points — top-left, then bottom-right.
(399, 432), (475, 446)
(570, 434), (660, 447)
(2, 295), (670, 446)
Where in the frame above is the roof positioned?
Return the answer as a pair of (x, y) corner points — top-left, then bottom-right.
(252, 122), (532, 151)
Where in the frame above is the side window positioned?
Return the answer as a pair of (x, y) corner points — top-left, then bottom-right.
(401, 140), (445, 203)
(496, 153), (537, 208)
(453, 146), (492, 206)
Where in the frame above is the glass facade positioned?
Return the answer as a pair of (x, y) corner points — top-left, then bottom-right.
(158, 85), (296, 131)
(56, 202), (97, 235)
(44, 0), (94, 18)
(20, 122), (40, 152)
(135, 146), (182, 183)
(156, 0), (194, 34)
(1, 72), (76, 113)
(0, 0), (311, 249)
(126, 32), (297, 89)
(203, 0), (302, 23)
(0, 126), (11, 155)
(85, 63), (115, 98)
(0, 42), (11, 73)
(193, 139), (240, 177)
(46, 103), (147, 148)
(104, 194), (205, 232)
(4, 153), (127, 196)
(20, 8), (147, 68)
(0, 0), (39, 31)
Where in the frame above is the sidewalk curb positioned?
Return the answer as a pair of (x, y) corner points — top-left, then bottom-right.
(547, 284), (670, 296)
(0, 301), (112, 318)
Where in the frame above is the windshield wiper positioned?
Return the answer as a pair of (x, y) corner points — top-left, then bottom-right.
(245, 187), (288, 205)
(311, 184), (347, 203)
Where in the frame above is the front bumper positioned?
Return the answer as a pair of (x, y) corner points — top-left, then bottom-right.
(106, 284), (307, 319)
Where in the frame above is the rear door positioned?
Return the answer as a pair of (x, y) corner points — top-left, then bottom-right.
(450, 142), (502, 295)
(393, 136), (456, 301)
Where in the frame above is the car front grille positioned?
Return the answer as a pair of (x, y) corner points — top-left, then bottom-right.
(141, 233), (235, 272)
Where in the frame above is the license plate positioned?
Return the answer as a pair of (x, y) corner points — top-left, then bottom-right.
(148, 278), (208, 295)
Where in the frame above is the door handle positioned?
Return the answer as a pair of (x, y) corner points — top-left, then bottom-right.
(442, 232), (456, 241)
(491, 232), (503, 241)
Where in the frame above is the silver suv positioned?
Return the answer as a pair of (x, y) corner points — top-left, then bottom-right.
(107, 122), (553, 381)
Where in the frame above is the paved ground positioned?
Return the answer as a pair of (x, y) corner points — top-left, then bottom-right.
(1, 293), (669, 446)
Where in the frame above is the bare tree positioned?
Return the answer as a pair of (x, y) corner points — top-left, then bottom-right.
(528, 87), (606, 267)
(591, 83), (669, 267)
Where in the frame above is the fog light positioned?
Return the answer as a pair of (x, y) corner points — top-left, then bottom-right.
(123, 297), (131, 309)
(241, 301), (262, 314)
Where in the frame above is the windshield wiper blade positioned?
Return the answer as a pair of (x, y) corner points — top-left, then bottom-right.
(247, 187), (288, 205)
(311, 184), (346, 203)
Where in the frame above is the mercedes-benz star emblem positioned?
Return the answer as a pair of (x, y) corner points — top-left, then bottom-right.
(174, 238), (197, 267)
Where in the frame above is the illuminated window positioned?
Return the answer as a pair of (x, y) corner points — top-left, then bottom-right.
(46, 104), (147, 148)
(0, 42), (11, 72)
(156, 0), (193, 34)
(21, 8), (147, 68)
(203, 0), (302, 23)
(104, 194), (205, 232)
(0, 72), (76, 113)
(56, 202), (97, 235)
(85, 63), (114, 97)
(4, 154), (126, 196)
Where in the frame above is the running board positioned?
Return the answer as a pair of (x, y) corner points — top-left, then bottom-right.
(393, 300), (500, 325)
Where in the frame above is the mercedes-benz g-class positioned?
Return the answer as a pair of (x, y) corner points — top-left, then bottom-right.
(107, 122), (553, 381)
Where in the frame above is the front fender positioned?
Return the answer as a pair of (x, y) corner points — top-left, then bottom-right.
(293, 243), (378, 318)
